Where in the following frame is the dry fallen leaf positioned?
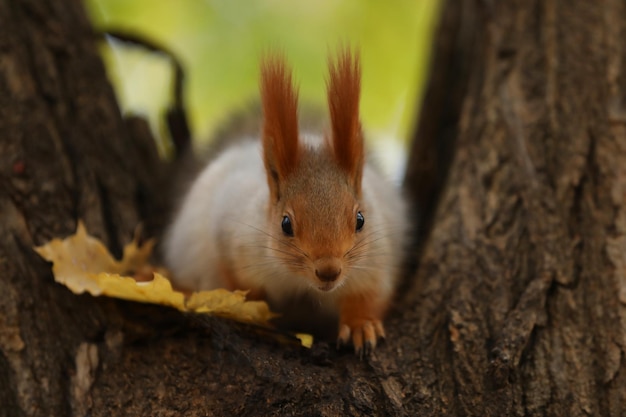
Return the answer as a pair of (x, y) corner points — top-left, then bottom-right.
(34, 222), (278, 327)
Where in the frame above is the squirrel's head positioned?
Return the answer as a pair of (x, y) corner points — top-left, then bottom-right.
(260, 49), (365, 293)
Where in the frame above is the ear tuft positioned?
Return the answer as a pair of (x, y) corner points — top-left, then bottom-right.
(260, 53), (300, 200)
(327, 48), (364, 193)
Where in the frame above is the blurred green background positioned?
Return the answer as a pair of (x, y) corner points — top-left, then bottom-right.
(85, 0), (439, 175)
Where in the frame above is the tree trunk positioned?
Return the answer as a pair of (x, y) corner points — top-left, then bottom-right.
(404, 0), (626, 415)
(2, 0), (626, 416)
(0, 0), (165, 415)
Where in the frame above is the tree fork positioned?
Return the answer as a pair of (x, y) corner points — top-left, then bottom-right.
(1, 0), (626, 416)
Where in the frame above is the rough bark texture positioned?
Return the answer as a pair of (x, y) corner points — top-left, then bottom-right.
(0, 0), (165, 415)
(404, 0), (626, 415)
(1, 0), (626, 416)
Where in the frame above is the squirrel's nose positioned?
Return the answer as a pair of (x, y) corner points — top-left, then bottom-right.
(314, 258), (342, 282)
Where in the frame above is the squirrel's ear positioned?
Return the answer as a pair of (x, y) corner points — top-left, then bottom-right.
(327, 48), (364, 194)
(261, 53), (300, 201)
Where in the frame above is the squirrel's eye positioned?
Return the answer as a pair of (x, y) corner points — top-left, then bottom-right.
(281, 215), (294, 237)
(356, 211), (365, 232)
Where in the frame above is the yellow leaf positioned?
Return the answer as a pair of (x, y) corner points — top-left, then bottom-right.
(33, 222), (277, 327)
(34, 222), (118, 295)
(186, 289), (277, 324)
(95, 272), (186, 310)
(295, 333), (314, 349)
(35, 222), (313, 345)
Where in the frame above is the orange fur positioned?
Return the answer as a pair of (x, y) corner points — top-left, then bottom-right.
(339, 292), (388, 324)
(260, 54), (300, 200)
(338, 291), (389, 353)
(327, 49), (364, 193)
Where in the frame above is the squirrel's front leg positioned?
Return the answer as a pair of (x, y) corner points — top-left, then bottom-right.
(337, 292), (388, 357)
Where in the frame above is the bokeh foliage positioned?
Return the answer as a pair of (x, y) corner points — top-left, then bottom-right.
(85, 0), (439, 164)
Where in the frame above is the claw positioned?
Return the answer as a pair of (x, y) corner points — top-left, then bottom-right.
(355, 345), (364, 360)
(337, 324), (351, 349)
(362, 321), (376, 350)
(374, 320), (386, 340)
(352, 327), (364, 354)
(336, 320), (386, 356)
(363, 340), (373, 357)
(337, 293), (388, 356)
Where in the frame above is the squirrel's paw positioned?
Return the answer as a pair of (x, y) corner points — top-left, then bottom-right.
(337, 319), (386, 358)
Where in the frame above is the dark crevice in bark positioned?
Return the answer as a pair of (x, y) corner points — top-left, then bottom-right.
(123, 116), (170, 240)
(400, 0), (485, 301)
(0, 352), (18, 417)
(96, 178), (121, 258)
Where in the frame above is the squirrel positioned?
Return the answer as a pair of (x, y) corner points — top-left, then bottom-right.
(163, 49), (409, 356)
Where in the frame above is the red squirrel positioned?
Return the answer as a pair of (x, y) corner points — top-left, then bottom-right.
(163, 50), (408, 355)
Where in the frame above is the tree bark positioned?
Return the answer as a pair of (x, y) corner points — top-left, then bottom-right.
(0, 0), (165, 415)
(2, 0), (626, 416)
(404, 0), (626, 415)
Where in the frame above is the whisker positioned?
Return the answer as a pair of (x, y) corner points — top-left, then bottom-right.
(232, 220), (311, 260)
(346, 255), (395, 264)
(347, 264), (395, 272)
(238, 260), (306, 270)
(240, 244), (305, 259)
